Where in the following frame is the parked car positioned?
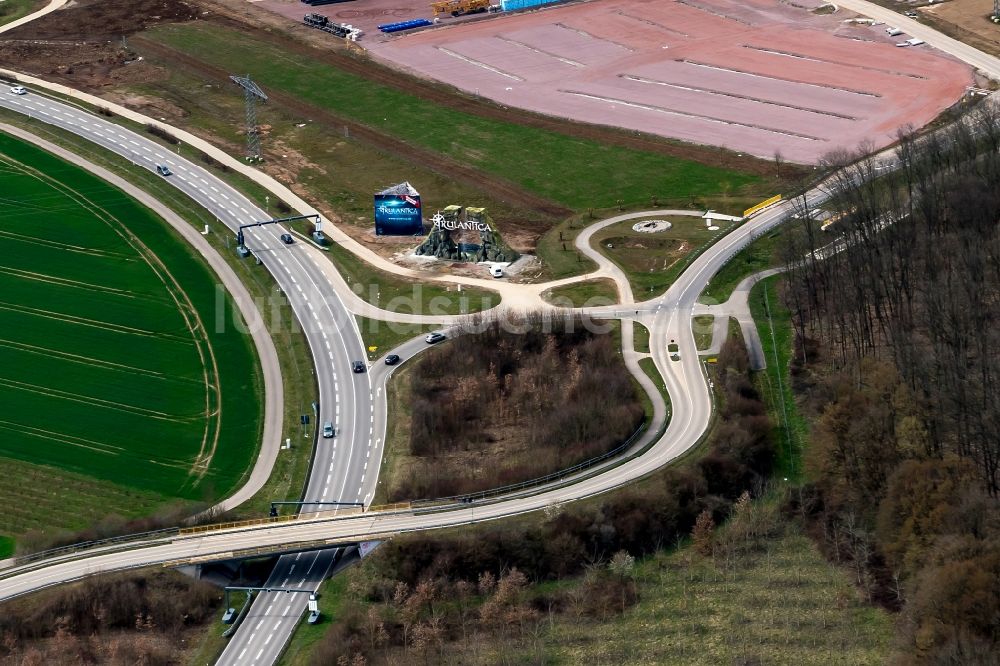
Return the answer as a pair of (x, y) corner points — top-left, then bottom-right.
(9, 86), (26, 95)
(384, 354), (400, 366)
(280, 233), (294, 244)
(322, 421), (334, 438)
(352, 360), (366, 373)
(155, 164), (172, 176)
(489, 265), (504, 278)
(307, 610), (321, 625)
(425, 332), (447, 344)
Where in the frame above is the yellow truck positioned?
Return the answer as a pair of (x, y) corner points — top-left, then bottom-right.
(431, 0), (491, 17)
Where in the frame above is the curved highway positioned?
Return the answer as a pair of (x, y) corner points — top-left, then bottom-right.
(0, 92), (379, 663)
(1, 0), (999, 661)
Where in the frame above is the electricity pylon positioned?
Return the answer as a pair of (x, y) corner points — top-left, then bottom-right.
(230, 75), (268, 160)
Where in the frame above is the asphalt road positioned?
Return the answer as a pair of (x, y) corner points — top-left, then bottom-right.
(1, 1), (999, 662)
(0, 92), (379, 664)
(0, 190), (804, 593)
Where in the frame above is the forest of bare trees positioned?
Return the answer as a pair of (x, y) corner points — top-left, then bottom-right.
(781, 103), (1000, 663)
(0, 571), (221, 665)
(394, 316), (644, 499)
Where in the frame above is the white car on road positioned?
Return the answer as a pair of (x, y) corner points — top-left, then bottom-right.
(9, 86), (27, 95)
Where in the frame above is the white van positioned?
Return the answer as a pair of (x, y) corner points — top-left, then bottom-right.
(489, 266), (504, 278)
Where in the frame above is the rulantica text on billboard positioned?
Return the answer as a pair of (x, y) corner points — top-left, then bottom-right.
(435, 219), (490, 232)
(376, 205), (421, 216)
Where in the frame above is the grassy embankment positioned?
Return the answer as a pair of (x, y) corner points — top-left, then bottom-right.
(144, 22), (761, 212)
(533, 510), (892, 665)
(701, 225), (792, 304)
(694, 315), (716, 350)
(0, 0), (43, 27)
(750, 276), (808, 480)
(633, 321), (650, 353)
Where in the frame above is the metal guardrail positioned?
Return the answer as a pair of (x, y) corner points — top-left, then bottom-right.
(9, 527), (180, 568)
(412, 423), (647, 505)
(176, 503), (390, 537)
(367, 501), (412, 513)
(178, 513), (302, 535)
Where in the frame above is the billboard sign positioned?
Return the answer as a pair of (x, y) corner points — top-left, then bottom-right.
(374, 193), (423, 235)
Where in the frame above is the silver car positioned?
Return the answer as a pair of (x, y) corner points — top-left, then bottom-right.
(322, 421), (334, 438)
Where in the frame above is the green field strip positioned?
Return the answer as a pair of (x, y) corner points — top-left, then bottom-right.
(0, 309), (201, 375)
(0, 131), (262, 500)
(0, 228), (136, 262)
(0, 276), (191, 334)
(0, 337), (200, 383)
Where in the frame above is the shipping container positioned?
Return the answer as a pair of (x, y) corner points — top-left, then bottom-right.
(500, 0), (561, 11)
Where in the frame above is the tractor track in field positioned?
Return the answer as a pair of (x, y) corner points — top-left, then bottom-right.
(0, 336), (199, 380)
(131, 36), (574, 221)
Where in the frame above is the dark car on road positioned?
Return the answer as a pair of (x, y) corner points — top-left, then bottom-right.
(425, 332), (447, 344)
(384, 354), (400, 365)
(280, 233), (294, 244)
(155, 164), (172, 176)
(352, 360), (366, 373)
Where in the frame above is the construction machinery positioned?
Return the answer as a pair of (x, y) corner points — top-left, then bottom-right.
(304, 13), (363, 40)
(431, 0), (491, 17)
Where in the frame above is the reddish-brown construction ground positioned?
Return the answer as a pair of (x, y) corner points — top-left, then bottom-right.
(300, 0), (973, 163)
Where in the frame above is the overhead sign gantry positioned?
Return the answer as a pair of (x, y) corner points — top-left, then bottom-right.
(236, 214), (320, 256)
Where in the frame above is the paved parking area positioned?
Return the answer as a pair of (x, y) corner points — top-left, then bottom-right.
(360, 0), (972, 162)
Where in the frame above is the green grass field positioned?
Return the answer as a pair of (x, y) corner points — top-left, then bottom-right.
(144, 23), (760, 211)
(542, 278), (619, 307)
(0, 132), (261, 502)
(0, 0), (42, 27)
(536, 520), (891, 665)
(592, 215), (738, 299)
(702, 226), (793, 304)
(356, 316), (436, 362)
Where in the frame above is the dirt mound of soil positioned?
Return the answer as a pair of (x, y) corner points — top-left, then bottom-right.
(4, 0), (201, 40)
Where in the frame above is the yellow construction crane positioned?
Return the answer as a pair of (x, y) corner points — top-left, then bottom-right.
(431, 0), (491, 17)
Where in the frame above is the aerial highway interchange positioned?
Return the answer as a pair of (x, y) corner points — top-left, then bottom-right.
(0, 0), (998, 663)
